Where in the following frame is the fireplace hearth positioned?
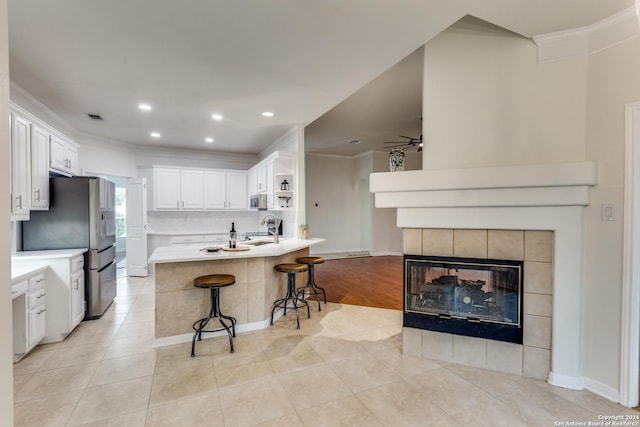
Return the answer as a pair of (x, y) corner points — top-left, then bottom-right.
(404, 255), (523, 344)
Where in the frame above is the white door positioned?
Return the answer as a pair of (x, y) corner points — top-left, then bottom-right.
(227, 172), (247, 210)
(204, 171), (226, 209)
(180, 169), (204, 209)
(11, 112), (31, 219)
(30, 124), (50, 209)
(155, 168), (181, 209)
(126, 178), (148, 277)
(70, 270), (85, 328)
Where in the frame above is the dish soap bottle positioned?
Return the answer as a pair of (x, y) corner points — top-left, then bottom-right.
(229, 222), (237, 249)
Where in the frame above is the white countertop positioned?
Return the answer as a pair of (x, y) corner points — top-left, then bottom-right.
(11, 264), (49, 283)
(148, 238), (324, 264)
(12, 248), (88, 260)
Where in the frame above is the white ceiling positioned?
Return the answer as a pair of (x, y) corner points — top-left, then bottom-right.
(7, 0), (634, 155)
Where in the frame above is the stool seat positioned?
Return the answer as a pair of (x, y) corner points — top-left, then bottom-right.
(275, 263), (308, 273)
(271, 263), (310, 329)
(296, 256), (325, 265)
(295, 257), (327, 311)
(194, 274), (236, 288)
(191, 274), (237, 357)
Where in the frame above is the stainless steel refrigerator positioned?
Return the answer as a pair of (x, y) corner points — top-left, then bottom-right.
(21, 176), (117, 319)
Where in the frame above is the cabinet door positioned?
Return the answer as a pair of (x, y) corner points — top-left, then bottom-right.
(30, 124), (50, 210)
(49, 135), (67, 172)
(66, 144), (79, 175)
(70, 270), (85, 328)
(247, 168), (257, 196)
(204, 171), (226, 209)
(256, 163), (267, 193)
(28, 305), (46, 349)
(154, 168), (181, 209)
(11, 112), (31, 219)
(226, 172), (247, 210)
(180, 170), (205, 210)
(266, 161), (274, 210)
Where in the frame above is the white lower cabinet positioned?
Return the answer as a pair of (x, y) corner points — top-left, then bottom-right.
(12, 270), (47, 362)
(12, 251), (87, 344)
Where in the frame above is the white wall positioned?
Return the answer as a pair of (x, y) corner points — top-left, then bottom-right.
(582, 36), (640, 391)
(305, 154), (368, 254)
(423, 17), (587, 170)
(0, 0), (13, 422)
(421, 15), (635, 395)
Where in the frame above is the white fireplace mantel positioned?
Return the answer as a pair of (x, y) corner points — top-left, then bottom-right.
(370, 161), (599, 392)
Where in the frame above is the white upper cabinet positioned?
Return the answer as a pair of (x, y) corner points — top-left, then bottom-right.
(256, 163), (267, 193)
(11, 111), (31, 220)
(30, 123), (50, 210)
(205, 171), (247, 210)
(143, 167), (247, 211)
(49, 134), (79, 176)
(154, 168), (182, 209)
(180, 169), (205, 210)
(226, 172), (247, 210)
(266, 160), (274, 210)
(247, 168), (257, 196)
(204, 171), (226, 209)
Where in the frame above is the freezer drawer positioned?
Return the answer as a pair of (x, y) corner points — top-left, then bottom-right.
(87, 245), (116, 270)
(85, 261), (117, 319)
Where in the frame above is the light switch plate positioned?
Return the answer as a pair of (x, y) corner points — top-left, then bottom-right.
(601, 203), (616, 221)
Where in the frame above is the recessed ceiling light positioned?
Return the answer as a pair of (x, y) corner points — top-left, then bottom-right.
(205, 137), (214, 143)
(211, 114), (223, 121)
(150, 132), (161, 138)
(262, 111), (274, 117)
(138, 103), (152, 111)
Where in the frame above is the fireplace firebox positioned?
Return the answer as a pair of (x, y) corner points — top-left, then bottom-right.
(404, 255), (523, 344)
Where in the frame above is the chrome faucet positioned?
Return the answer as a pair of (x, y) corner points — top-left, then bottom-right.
(260, 214), (280, 243)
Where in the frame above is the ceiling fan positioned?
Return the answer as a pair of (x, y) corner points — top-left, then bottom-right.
(384, 134), (423, 152)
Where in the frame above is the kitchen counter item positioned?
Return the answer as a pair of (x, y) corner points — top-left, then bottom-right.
(222, 245), (250, 252)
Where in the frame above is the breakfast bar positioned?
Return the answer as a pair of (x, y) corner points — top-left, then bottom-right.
(148, 238), (324, 346)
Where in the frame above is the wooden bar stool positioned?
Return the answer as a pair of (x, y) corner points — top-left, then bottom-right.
(296, 256), (327, 311)
(191, 274), (237, 357)
(271, 263), (310, 329)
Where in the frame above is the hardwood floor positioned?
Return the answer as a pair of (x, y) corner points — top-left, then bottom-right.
(313, 255), (403, 310)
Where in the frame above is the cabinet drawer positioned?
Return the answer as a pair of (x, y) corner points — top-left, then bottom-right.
(170, 236), (204, 245)
(71, 255), (84, 272)
(28, 273), (45, 292)
(28, 289), (46, 310)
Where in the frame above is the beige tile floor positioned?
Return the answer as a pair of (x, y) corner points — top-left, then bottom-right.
(12, 275), (638, 426)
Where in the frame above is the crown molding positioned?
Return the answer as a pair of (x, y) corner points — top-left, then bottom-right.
(533, 5), (640, 63)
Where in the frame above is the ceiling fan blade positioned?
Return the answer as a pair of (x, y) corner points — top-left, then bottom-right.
(398, 135), (415, 140)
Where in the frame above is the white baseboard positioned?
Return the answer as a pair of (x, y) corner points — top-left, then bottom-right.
(313, 250), (371, 260)
(370, 251), (403, 257)
(548, 371), (584, 390)
(548, 372), (621, 404)
(584, 377), (621, 404)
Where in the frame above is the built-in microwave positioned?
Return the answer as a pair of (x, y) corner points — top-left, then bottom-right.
(250, 194), (268, 210)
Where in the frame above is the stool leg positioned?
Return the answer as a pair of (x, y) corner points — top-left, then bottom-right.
(297, 264), (326, 311)
(191, 289), (216, 357)
(213, 288), (234, 353)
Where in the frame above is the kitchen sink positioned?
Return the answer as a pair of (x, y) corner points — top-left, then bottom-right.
(244, 240), (273, 246)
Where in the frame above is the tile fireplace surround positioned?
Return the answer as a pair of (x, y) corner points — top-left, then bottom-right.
(369, 161), (598, 391)
(402, 228), (553, 380)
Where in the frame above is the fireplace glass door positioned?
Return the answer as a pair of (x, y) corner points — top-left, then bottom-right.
(405, 256), (523, 327)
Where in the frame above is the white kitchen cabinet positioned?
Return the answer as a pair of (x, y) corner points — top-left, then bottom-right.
(12, 267), (48, 362)
(247, 168), (257, 197)
(256, 163), (267, 194)
(152, 168), (204, 210)
(226, 172), (248, 210)
(266, 160), (275, 210)
(50, 134), (79, 176)
(11, 111), (31, 220)
(204, 171), (247, 210)
(12, 250), (87, 343)
(30, 123), (50, 210)
(27, 273), (46, 349)
(181, 169), (205, 209)
(204, 171), (226, 209)
(71, 268), (85, 327)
